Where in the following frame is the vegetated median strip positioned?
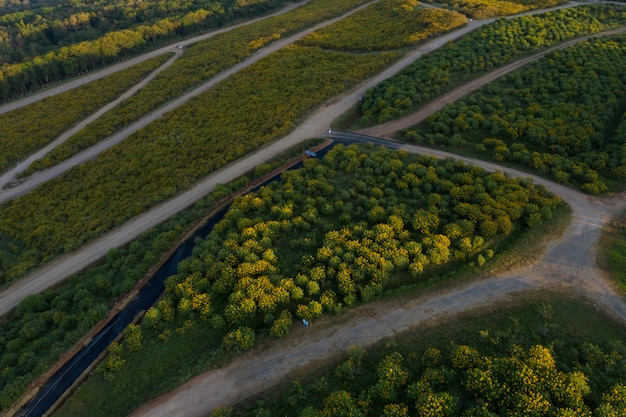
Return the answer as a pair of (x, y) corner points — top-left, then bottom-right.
(0, 1), (376, 206)
(0, 50), (181, 190)
(359, 25), (626, 138)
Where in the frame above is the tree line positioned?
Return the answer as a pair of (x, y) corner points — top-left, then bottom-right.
(210, 299), (626, 417)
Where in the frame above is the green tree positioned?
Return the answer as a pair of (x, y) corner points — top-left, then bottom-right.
(270, 310), (293, 338)
(124, 324), (143, 352)
(319, 390), (365, 417)
(371, 352), (409, 401)
(223, 326), (255, 352)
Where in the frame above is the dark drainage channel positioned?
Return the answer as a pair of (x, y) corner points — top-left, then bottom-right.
(16, 142), (341, 417)
(17, 207), (228, 417)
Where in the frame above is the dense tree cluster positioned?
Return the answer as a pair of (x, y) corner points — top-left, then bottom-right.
(436, 0), (564, 19)
(403, 35), (626, 193)
(0, 0), (288, 100)
(0, 179), (246, 410)
(132, 145), (561, 353)
(297, 0), (466, 52)
(0, 53), (169, 173)
(359, 5), (626, 125)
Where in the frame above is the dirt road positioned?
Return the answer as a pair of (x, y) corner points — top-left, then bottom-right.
(127, 23), (626, 417)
